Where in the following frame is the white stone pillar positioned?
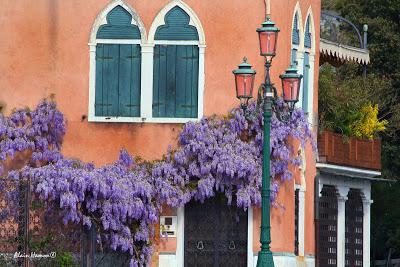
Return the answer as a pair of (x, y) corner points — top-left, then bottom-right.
(298, 188), (306, 256)
(337, 186), (349, 267)
(88, 44), (97, 121)
(140, 44), (155, 120)
(363, 199), (373, 267)
(197, 45), (206, 119)
(307, 54), (315, 125)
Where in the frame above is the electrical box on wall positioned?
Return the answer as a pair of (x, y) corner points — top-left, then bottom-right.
(160, 216), (177, 237)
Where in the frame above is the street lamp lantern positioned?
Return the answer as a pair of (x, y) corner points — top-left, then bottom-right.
(233, 16), (302, 267)
(280, 65), (303, 111)
(233, 57), (256, 109)
(256, 17), (280, 61)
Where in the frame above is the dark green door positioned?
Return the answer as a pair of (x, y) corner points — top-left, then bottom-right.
(184, 195), (248, 267)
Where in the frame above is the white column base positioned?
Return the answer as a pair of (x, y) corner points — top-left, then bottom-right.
(363, 200), (372, 267)
(252, 253), (315, 267)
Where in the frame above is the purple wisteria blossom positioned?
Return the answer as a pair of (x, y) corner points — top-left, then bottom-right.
(153, 101), (314, 209)
(0, 99), (313, 266)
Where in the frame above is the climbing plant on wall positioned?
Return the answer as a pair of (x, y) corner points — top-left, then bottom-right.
(0, 99), (313, 267)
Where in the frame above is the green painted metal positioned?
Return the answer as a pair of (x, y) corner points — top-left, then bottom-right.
(292, 13), (300, 45)
(153, 45), (199, 118)
(280, 64), (303, 79)
(97, 5), (141, 40)
(256, 61), (275, 267)
(256, 16), (280, 34)
(232, 57), (257, 75)
(302, 52), (310, 111)
(95, 44), (141, 117)
(155, 6), (199, 41)
(304, 16), (312, 48)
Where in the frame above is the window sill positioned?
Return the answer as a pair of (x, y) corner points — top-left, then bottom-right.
(88, 115), (200, 124)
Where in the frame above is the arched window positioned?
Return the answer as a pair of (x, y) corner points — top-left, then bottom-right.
(89, 1), (205, 123)
(88, 1), (146, 122)
(152, 6), (201, 119)
(302, 16), (312, 113)
(291, 12), (300, 66)
(304, 16), (312, 49)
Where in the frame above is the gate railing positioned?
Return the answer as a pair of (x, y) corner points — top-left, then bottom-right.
(320, 10), (370, 65)
(0, 176), (133, 267)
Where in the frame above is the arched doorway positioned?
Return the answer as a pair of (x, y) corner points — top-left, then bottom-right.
(184, 195), (248, 267)
(345, 189), (363, 266)
(318, 185), (338, 266)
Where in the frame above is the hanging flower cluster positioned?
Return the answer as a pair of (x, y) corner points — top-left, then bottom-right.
(153, 102), (314, 209)
(0, 99), (65, 221)
(0, 99), (313, 267)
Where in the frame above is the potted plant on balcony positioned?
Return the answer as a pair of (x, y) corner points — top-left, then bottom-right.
(318, 64), (389, 170)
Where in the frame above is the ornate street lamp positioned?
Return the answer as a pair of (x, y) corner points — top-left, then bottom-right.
(233, 16), (302, 267)
(232, 57), (256, 110)
(256, 17), (279, 61)
(280, 65), (302, 112)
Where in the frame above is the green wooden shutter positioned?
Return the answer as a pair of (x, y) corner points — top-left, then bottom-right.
(176, 45), (199, 118)
(292, 14), (300, 45)
(304, 17), (312, 48)
(302, 52), (310, 111)
(96, 6), (141, 40)
(154, 6), (199, 41)
(95, 44), (141, 117)
(95, 44), (119, 116)
(118, 44), (141, 117)
(152, 45), (167, 117)
(291, 48), (298, 66)
(153, 45), (199, 118)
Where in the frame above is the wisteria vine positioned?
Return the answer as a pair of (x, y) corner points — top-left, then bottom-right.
(0, 99), (313, 266)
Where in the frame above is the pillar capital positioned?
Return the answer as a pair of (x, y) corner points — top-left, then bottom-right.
(337, 185), (350, 200)
(362, 199), (373, 205)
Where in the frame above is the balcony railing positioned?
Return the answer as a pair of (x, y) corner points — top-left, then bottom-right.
(318, 130), (381, 171)
(320, 11), (370, 65)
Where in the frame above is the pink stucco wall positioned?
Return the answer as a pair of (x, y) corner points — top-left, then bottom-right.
(0, 0), (320, 260)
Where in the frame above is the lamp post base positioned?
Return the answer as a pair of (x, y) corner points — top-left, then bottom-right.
(256, 250), (275, 267)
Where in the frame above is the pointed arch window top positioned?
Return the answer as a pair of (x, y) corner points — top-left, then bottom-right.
(304, 16), (312, 48)
(292, 13), (300, 45)
(97, 5), (141, 40)
(155, 6), (199, 41)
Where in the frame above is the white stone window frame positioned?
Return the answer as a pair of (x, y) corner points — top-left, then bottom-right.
(299, 8), (316, 126)
(291, 5), (307, 257)
(88, 0), (206, 124)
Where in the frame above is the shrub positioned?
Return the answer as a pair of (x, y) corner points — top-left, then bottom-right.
(318, 63), (389, 139)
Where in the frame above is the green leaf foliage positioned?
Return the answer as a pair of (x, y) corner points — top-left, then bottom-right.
(318, 63), (390, 138)
(322, 0), (400, 260)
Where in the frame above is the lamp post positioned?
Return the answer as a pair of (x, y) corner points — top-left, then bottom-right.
(232, 16), (303, 267)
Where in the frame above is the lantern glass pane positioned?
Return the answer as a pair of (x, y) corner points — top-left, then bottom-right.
(258, 31), (278, 60)
(282, 77), (300, 102)
(235, 73), (255, 99)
